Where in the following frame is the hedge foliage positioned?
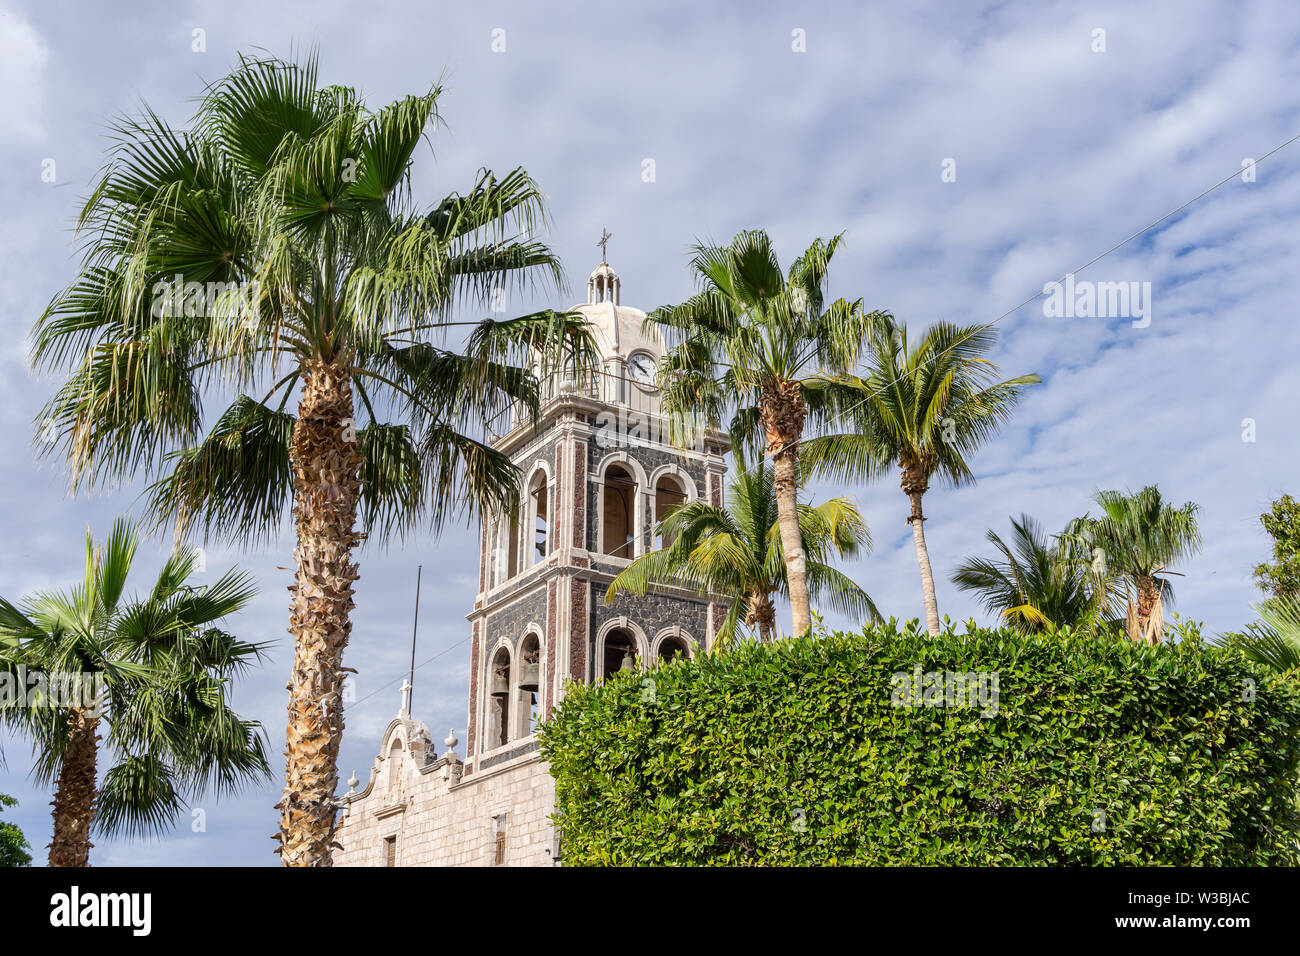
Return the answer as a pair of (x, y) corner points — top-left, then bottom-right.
(540, 621), (1300, 865)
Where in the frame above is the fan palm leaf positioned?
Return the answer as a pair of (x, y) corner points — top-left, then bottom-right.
(606, 459), (880, 647)
(0, 518), (268, 865)
(1216, 597), (1300, 674)
(1064, 486), (1201, 644)
(952, 514), (1118, 635)
(805, 315), (1040, 633)
(647, 229), (889, 636)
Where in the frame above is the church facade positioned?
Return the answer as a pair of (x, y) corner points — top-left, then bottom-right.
(333, 260), (731, 866)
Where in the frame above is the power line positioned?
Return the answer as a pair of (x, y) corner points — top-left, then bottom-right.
(362, 131), (1299, 710)
(487, 132), (1299, 468)
(754, 129), (1300, 468)
(351, 633), (472, 711)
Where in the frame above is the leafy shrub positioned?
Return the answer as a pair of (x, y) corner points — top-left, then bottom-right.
(540, 620), (1300, 865)
(0, 793), (32, 867)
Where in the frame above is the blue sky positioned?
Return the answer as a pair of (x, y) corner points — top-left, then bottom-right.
(2, 0), (1299, 864)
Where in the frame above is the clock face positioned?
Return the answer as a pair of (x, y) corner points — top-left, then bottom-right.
(628, 351), (656, 385)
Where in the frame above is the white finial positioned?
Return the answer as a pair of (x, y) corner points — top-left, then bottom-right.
(398, 678), (412, 717)
(346, 771), (359, 794)
(441, 728), (464, 782)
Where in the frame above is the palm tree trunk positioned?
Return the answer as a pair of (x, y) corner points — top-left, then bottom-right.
(48, 708), (99, 867)
(902, 468), (940, 635)
(762, 382), (810, 637)
(278, 361), (363, 867)
(751, 591), (777, 643)
(1135, 574), (1161, 645)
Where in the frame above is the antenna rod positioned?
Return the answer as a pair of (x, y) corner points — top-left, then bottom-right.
(408, 564), (422, 715)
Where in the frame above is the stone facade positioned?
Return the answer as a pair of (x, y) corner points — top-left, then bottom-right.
(334, 261), (729, 866)
(332, 721), (556, 867)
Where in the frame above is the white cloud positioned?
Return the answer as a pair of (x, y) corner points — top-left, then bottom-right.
(0, 3), (48, 142)
(4, 0), (1300, 865)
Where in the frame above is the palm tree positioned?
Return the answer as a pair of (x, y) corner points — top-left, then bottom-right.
(605, 459), (880, 646)
(31, 54), (593, 866)
(647, 230), (886, 636)
(952, 514), (1117, 635)
(0, 518), (269, 866)
(1065, 486), (1202, 645)
(804, 317), (1040, 634)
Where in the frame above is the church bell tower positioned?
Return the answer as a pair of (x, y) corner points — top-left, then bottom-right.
(462, 251), (731, 773)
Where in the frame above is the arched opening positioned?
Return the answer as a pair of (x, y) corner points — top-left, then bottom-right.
(487, 647), (511, 749)
(386, 738), (403, 796)
(492, 813), (508, 866)
(506, 506), (520, 580)
(517, 634), (542, 737)
(654, 474), (686, 549)
(657, 637), (689, 663)
(603, 465), (636, 558)
(601, 628), (640, 680)
(529, 471), (549, 565)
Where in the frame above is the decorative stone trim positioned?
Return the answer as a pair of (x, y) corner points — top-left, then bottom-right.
(477, 739), (540, 771)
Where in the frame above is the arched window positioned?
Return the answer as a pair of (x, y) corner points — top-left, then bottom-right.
(601, 628), (639, 680)
(487, 647), (512, 749)
(529, 471), (549, 565)
(603, 465), (636, 558)
(657, 637), (689, 662)
(654, 474), (686, 549)
(517, 634), (542, 737)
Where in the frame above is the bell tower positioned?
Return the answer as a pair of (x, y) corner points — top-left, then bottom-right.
(333, 252), (734, 867)
(461, 254), (731, 773)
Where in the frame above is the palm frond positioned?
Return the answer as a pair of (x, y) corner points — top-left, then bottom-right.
(145, 395), (294, 545)
(952, 513), (1111, 634)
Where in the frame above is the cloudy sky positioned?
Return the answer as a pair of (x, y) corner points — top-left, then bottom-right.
(2, 0), (1298, 865)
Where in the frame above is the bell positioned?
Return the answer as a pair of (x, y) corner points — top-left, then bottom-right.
(490, 667), (509, 696)
(619, 650), (637, 672)
(519, 661), (540, 693)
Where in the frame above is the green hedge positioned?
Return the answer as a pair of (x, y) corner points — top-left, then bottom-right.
(540, 621), (1300, 865)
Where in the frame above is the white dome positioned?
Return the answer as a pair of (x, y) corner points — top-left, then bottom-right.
(570, 300), (663, 362)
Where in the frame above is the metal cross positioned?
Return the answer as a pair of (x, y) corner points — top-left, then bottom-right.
(597, 228), (612, 263)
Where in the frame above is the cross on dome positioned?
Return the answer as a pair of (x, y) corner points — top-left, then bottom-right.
(587, 228), (621, 304)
